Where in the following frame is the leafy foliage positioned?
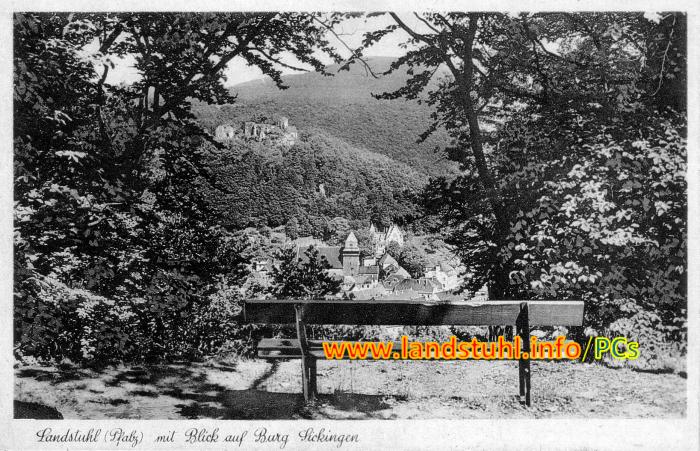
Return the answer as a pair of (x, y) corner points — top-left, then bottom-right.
(426, 109), (686, 342)
(201, 129), (426, 232)
(13, 12), (346, 363)
(358, 12), (687, 352)
(386, 241), (428, 278)
(269, 246), (341, 299)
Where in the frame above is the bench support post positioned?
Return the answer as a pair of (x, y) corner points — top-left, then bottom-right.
(517, 302), (531, 406)
(294, 304), (316, 402)
(308, 357), (317, 397)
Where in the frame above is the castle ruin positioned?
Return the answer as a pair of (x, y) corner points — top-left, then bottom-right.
(215, 115), (297, 145)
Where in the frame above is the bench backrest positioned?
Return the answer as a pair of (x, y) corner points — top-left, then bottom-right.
(244, 299), (584, 326)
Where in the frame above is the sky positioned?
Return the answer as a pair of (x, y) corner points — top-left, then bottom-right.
(101, 13), (421, 88)
(96, 11), (665, 88)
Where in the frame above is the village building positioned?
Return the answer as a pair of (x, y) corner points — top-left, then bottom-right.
(392, 277), (444, 295)
(342, 232), (360, 275)
(378, 253), (411, 279)
(291, 236), (326, 248)
(296, 232), (380, 292)
(252, 257), (273, 273)
(348, 285), (389, 300)
(362, 256), (377, 266)
(354, 266), (380, 289)
(369, 223), (405, 257)
(382, 273), (406, 290)
(424, 262), (461, 291)
(295, 244), (344, 278)
(282, 227), (467, 300)
(472, 284), (489, 300)
(374, 277), (444, 301)
(248, 256), (274, 287)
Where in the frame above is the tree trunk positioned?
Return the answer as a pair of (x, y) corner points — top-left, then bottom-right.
(455, 14), (512, 302)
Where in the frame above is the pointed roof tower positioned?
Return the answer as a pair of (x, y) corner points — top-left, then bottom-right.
(344, 231), (359, 250)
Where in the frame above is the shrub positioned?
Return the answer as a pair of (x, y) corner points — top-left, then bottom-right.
(14, 276), (138, 364)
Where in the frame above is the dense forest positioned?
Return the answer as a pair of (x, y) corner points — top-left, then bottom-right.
(201, 128), (426, 231)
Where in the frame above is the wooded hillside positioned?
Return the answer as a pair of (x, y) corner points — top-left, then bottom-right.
(194, 57), (459, 177)
(202, 128), (427, 230)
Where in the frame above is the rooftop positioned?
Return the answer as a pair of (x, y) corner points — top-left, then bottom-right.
(296, 245), (342, 269)
(393, 278), (443, 294)
(359, 265), (379, 275)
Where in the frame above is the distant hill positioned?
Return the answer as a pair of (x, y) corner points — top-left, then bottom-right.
(193, 57), (458, 177)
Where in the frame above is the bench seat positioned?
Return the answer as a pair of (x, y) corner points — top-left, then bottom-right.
(245, 299), (585, 406)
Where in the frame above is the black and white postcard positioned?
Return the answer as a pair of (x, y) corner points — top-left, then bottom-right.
(1, 1), (698, 449)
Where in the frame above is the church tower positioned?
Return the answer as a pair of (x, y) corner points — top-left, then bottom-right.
(342, 232), (360, 276)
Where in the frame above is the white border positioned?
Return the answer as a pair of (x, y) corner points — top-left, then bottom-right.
(1, 2), (698, 450)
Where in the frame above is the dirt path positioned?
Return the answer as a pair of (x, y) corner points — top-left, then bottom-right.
(14, 358), (686, 419)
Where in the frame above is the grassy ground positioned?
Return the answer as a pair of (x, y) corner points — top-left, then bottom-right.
(14, 358), (686, 420)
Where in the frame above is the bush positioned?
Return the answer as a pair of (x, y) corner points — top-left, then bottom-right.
(13, 275), (253, 365)
(427, 108), (687, 353)
(14, 276), (138, 364)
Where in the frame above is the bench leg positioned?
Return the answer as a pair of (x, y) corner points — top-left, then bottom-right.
(519, 358), (525, 397)
(308, 357), (317, 398)
(519, 357), (531, 406)
(300, 357), (312, 402)
(309, 357), (318, 397)
(294, 304), (316, 403)
(525, 361), (531, 406)
(517, 302), (531, 407)
(299, 357), (317, 402)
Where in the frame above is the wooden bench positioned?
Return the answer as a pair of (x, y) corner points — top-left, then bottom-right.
(244, 298), (584, 406)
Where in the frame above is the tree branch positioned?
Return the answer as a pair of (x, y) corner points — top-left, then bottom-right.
(151, 15), (273, 127)
(312, 16), (379, 78)
(389, 12), (434, 46)
(99, 22), (124, 54)
(414, 12), (441, 34)
(249, 46), (311, 72)
(651, 13), (677, 96)
(434, 13), (456, 32)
